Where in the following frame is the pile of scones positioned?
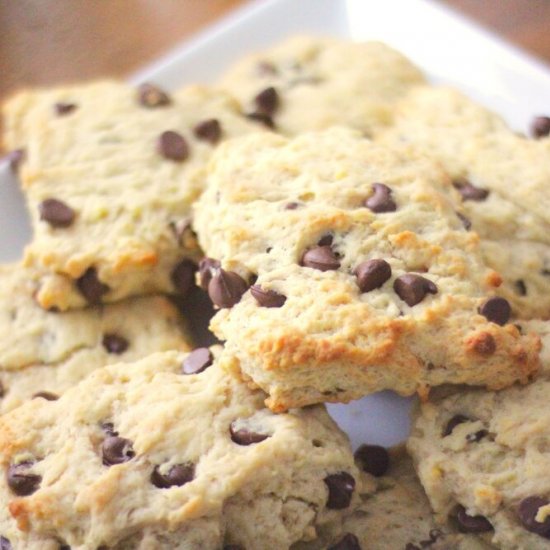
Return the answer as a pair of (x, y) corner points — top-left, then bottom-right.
(1, 35), (550, 549)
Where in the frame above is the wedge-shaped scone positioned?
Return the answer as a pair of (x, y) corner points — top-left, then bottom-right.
(219, 35), (425, 136)
(377, 86), (550, 319)
(2, 81), (264, 310)
(193, 128), (540, 411)
(408, 321), (550, 550)
(0, 347), (360, 549)
(0, 264), (191, 412)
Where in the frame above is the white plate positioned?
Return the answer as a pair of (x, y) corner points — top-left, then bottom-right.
(3, 0), (550, 449)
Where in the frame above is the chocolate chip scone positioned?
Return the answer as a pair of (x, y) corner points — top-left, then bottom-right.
(2, 81), (264, 310)
(408, 320), (550, 550)
(0, 264), (191, 412)
(193, 128), (540, 411)
(377, 86), (550, 319)
(0, 347), (361, 549)
(219, 35), (425, 136)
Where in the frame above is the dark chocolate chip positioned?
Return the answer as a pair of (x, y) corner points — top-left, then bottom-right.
(455, 505), (493, 533)
(0, 536), (11, 550)
(250, 285), (286, 308)
(457, 211), (472, 230)
(354, 259), (392, 293)
(317, 234), (334, 247)
(38, 198), (75, 228)
(365, 183), (396, 213)
(301, 246), (341, 271)
(354, 444), (390, 477)
(4, 149), (25, 171)
(59, 545), (70, 550)
(157, 130), (189, 161)
(76, 268), (109, 304)
(208, 269), (249, 308)
(229, 421), (270, 446)
(102, 334), (129, 355)
(285, 202), (301, 210)
(515, 279), (527, 296)
(531, 116), (550, 139)
(246, 112), (275, 129)
(443, 415), (470, 437)
(453, 180), (489, 201)
(7, 461), (41, 496)
(32, 391), (59, 401)
(466, 429), (488, 443)
(404, 545), (420, 550)
(254, 87), (279, 116)
(198, 257), (221, 290)
(393, 274), (438, 306)
(101, 422), (118, 436)
(102, 436), (135, 466)
(182, 347), (213, 375)
(137, 83), (171, 107)
(0, 381), (5, 398)
(194, 119), (222, 144)
(223, 547), (244, 550)
(171, 259), (197, 295)
(518, 496), (550, 538)
(324, 472), (356, 509)
(151, 463), (195, 488)
(479, 296), (511, 325)
(328, 533), (361, 550)
(54, 102), (77, 116)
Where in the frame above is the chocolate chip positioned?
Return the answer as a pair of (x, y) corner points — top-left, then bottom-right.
(4, 148), (25, 171)
(254, 87), (279, 116)
(54, 102), (77, 116)
(317, 234), (334, 247)
(285, 202), (301, 210)
(7, 461), (41, 496)
(208, 269), (249, 308)
(354, 260), (391, 293)
(0, 381), (5, 399)
(457, 211), (472, 230)
(157, 130), (189, 161)
(230, 421), (270, 445)
(102, 334), (129, 354)
(531, 116), (550, 139)
(404, 545), (420, 550)
(246, 112), (275, 129)
(101, 422), (118, 436)
(443, 414), (470, 437)
(328, 533), (361, 550)
(137, 83), (171, 107)
(519, 496), (550, 537)
(0, 536), (11, 550)
(102, 436), (135, 466)
(301, 246), (340, 271)
(76, 268), (109, 304)
(455, 505), (493, 533)
(59, 545), (70, 550)
(151, 463), (195, 488)
(194, 119), (222, 144)
(479, 296), (511, 325)
(515, 280), (527, 296)
(393, 274), (437, 306)
(324, 472), (356, 509)
(32, 391), (59, 401)
(39, 198), (75, 228)
(250, 285), (286, 308)
(365, 183), (396, 213)
(466, 429), (488, 443)
(171, 259), (197, 295)
(182, 347), (213, 375)
(453, 180), (489, 201)
(198, 257), (221, 290)
(223, 547), (244, 550)
(354, 444), (389, 477)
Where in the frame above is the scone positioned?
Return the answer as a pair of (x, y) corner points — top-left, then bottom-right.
(219, 35), (425, 136)
(2, 81), (264, 310)
(0, 347), (361, 549)
(408, 320), (550, 550)
(193, 128), (540, 411)
(377, 86), (550, 319)
(0, 264), (191, 412)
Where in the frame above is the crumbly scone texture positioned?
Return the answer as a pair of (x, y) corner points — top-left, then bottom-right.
(408, 320), (550, 550)
(3, 81), (264, 310)
(0, 348), (360, 550)
(377, 86), (550, 319)
(0, 264), (192, 412)
(219, 35), (425, 136)
(193, 128), (540, 411)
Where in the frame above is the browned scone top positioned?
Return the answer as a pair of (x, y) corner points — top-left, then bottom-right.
(193, 128), (540, 411)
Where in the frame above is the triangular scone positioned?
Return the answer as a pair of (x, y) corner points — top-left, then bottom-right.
(0, 347), (360, 549)
(219, 35), (425, 136)
(2, 81), (264, 310)
(377, 86), (550, 319)
(408, 321), (550, 550)
(193, 128), (540, 411)
(0, 264), (191, 412)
